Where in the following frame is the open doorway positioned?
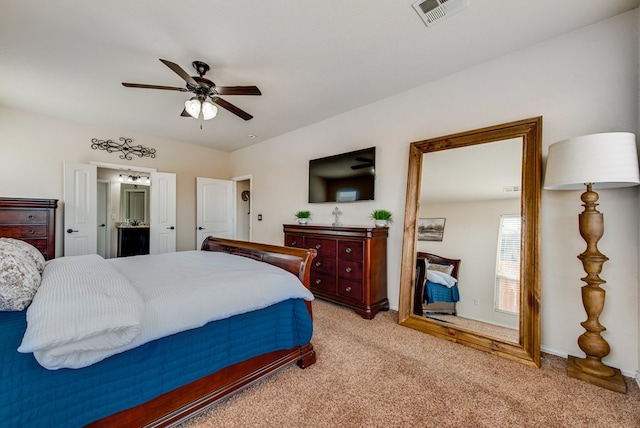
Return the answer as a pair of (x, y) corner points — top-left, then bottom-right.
(234, 177), (251, 241)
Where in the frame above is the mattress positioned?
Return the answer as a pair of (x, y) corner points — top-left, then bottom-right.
(1, 298), (313, 428)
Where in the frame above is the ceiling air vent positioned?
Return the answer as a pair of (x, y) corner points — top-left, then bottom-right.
(412, 0), (470, 27)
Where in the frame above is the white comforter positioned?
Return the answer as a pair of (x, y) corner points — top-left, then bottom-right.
(18, 251), (314, 370)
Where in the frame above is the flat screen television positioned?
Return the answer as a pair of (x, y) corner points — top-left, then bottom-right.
(308, 147), (376, 203)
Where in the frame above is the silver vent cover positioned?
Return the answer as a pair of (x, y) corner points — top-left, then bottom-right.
(412, 0), (470, 27)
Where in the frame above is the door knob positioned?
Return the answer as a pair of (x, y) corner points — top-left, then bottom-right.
(167, 226), (175, 230)
(198, 227), (205, 230)
(66, 228), (79, 233)
(99, 224), (106, 227)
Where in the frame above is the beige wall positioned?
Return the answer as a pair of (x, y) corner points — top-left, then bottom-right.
(230, 11), (639, 374)
(0, 107), (232, 252)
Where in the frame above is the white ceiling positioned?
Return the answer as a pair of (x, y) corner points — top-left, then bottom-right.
(1, 1), (638, 152)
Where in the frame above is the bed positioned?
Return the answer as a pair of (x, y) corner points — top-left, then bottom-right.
(0, 235), (317, 427)
(413, 252), (461, 316)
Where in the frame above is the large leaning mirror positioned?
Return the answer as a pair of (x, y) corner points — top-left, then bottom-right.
(398, 117), (542, 367)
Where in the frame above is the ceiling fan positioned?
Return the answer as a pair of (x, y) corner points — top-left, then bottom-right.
(351, 157), (374, 170)
(122, 59), (261, 121)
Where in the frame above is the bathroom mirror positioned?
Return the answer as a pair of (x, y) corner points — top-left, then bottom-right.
(120, 184), (150, 224)
(398, 117), (542, 367)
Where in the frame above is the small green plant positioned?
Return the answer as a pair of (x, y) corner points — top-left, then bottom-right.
(294, 210), (312, 219)
(370, 209), (393, 223)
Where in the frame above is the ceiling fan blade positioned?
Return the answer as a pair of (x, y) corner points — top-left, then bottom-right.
(159, 59), (199, 87)
(180, 108), (191, 117)
(122, 82), (188, 92)
(355, 157), (373, 163)
(211, 97), (253, 121)
(215, 86), (262, 96)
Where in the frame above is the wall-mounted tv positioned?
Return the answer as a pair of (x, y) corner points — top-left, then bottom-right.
(308, 147), (376, 203)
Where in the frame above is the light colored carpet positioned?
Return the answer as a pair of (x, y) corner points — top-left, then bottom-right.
(179, 300), (640, 428)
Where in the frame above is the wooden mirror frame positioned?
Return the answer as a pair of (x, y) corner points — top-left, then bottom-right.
(398, 117), (542, 367)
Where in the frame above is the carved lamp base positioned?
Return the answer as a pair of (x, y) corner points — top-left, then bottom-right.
(567, 355), (626, 393)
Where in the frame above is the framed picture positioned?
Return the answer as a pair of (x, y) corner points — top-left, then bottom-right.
(417, 218), (446, 241)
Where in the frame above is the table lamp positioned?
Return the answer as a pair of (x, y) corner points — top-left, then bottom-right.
(544, 132), (639, 393)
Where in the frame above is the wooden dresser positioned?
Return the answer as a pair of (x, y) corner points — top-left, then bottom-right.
(283, 224), (388, 319)
(0, 198), (58, 260)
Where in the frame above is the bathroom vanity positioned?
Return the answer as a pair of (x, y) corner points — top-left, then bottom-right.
(117, 225), (150, 257)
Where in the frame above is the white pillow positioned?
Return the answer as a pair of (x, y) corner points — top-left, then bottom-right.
(426, 269), (457, 288)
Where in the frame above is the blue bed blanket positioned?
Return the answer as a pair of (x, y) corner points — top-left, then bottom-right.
(425, 281), (460, 304)
(0, 298), (313, 428)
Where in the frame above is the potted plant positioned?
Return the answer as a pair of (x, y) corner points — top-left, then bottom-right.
(370, 209), (393, 227)
(294, 210), (312, 224)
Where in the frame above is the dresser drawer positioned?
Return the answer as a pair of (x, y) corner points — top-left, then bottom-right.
(338, 260), (363, 281)
(284, 233), (304, 248)
(338, 240), (363, 262)
(0, 210), (47, 224)
(305, 237), (336, 258)
(310, 271), (336, 293)
(338, 279), (363, 302)
(311, 256), (336, 276)
(0, 225), (47, 238)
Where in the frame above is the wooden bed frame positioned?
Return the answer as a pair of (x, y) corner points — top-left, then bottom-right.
(82, 237), (318, 427)
(413, 252), (461, 317)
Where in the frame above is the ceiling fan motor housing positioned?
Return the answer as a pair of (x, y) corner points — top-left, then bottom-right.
(192, 60), (210, 77)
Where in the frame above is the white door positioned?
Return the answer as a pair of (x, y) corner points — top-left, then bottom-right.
(64, 161), (97, 256)
(196, 177), (235, 248)
(149, 172), (177, 254)
(96, 180), (109, 258)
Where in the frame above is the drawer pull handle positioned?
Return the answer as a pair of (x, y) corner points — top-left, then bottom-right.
(27, 229), (34, 234)
(345, 248), (352, 254)
(66, 228), (79, 234)
(291, 241), (297, 247)
(345, 286), (352, 292)
(345, 267), (352, 273)
(315, 244), (321, 250)
(28, 215), (34, 219)
(315, 261), (322, 267)
(315, 279), (322, 285)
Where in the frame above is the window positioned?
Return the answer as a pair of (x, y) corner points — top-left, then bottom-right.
(336, 189), (358, 202)
(494, 215), (521, 314)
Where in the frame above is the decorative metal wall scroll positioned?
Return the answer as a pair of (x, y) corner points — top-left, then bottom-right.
(91, 137), (156, 160)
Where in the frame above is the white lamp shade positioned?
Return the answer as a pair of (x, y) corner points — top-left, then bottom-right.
(544, 132), (640, 190)
(184, 98), (201, 119)
(201, 100), (218, 120)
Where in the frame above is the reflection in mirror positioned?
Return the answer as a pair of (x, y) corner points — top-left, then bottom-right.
(120, 185), (150, 224)
(398, 117), (542, 367)
(417, 138), (522, 343)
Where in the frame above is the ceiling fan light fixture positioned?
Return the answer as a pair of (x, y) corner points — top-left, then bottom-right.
(202, 100), (218, 120)
(184, 97), (201, 118)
